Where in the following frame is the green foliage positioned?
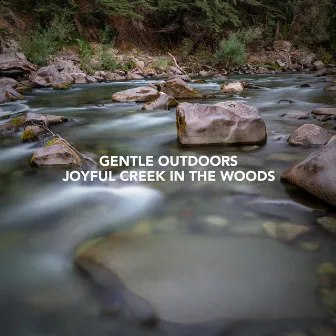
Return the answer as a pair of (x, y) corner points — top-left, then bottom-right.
(214, 34), (247, 68)
(153, 57), (173, 70)
(98, 46), (120, 70)
(316, 47), (333, 65)
(77, 39), (94, 62)
(20, 12), (75, 65)
(20, 26), (57, 65)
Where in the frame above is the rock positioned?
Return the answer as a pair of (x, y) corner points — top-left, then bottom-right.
(142, 92), (177, 110)
(263, 221), (311, 242)
(220, 81), (244, 94)
(311, 108), (336, 121)
(86, 76), (97, 84)
(52, 81), (71, 90)
(0, 114), (26, 135)
(278, 99), (295, 104)
(106, 72), (125, 81)
(176, 101), (267, 146)
(299, 83), (311, 88)
(324, 85), (336, 92)
(193, 79), (206, 84)
(126, 72), (144, 80)
(75, 233), (324, 324)
(298, 53), (316, 67)
(168, 66), (183, 75)
(94, 76), (104, 83)
(21, 112), (68, 142)
(312, 61), (325, 71)
(277, 59), (287, 68)
(135, 61), (145, 71)
(30, 138), (83, 167)
(31, 65), (71, 88)
(273, 40), (292, 52)
(282, 110), (310, 120)
(169, 75), (191, 82)
(0, 60), (37, 76)
(288, 124), (333, 146)
(0, 77), (18, 88)
(73, 73), (87, 84)
(160, 78), (202, 99)
(281, 137), (336, 206)
(314, 68), (327, 77)
(0, 86), (23, 103)
(112, 86), (160, 102)
(199, 70), (208, 77)
(316, 217), (336, 234)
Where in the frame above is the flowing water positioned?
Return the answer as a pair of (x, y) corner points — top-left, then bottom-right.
(0, 74), (335, 336)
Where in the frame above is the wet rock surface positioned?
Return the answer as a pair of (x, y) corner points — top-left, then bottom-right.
(112, 86), (160, 102)
(288, 124), (333, 146)
(160, 78), (202, 99)
(176, 101), (267, 146)
(281, 137), (336, 206)
(142, 92), (177, 110)
(311, 108), (336, 121)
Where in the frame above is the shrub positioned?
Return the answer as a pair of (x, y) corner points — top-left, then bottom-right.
(21, 26), (57, 65)
(98, 46), (120, 70)
(76, 38), (94, 69)
(20, 13), (75, 65)
(316, 47), (333, 65)
(153, 57), (172, 70)
(214, 34), (247, 69)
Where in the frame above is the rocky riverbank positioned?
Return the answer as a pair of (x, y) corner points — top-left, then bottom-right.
(0, 39), (335, 104)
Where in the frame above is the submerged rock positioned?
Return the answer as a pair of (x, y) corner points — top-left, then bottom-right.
(112, 86), (160, 102)
(142, 92), (177, 110)
(160, 78), (202, 99)
(263, 221), (311, 242)
(311, 108), (336, 121)
(282, 110), (310, 120)
(324, 85), (336, 92)
(316, 217), (336, 234)
(176, 101), (267, 146)
(281, 137), (336, 206)
(76, 233), (324, 324)
(30, 138), (83, 167)
(288, 124), (333, 146)
(220, 81), (244, 94)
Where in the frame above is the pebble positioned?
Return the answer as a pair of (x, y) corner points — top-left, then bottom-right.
(263, 221), (311, 242)
(202, 215), (229, 228)
(316, 217), (336, 234)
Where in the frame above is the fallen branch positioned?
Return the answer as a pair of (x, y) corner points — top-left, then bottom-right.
(168, 52), (187, 74)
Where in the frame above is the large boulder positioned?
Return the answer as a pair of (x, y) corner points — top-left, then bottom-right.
(160, 78), (202, 99)
(312, 61), (325, 71)
(0, 77), (18, 88)
(30, 138), (83, 167)
(30, 65), (71, 88)
(281, 137), (336, 206)
(75, 233), (324, 325)
(298, 52), (316, 68)
(176, 101), (267, 146)
(112, 86), (160, 102)
(288, 124), (333, 146)
(142, 92), (177, 110)
(0, 86), (23, 104)
(220, 81), (244, 94)
(311, 107), (336, 121)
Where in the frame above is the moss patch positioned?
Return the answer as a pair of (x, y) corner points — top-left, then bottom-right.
(22, 129), (36, 142)
(53, 83), (71, 90)
(17, 86), (32, 94)
(45, 138), (58, 147)
(10, 116), (25, 126)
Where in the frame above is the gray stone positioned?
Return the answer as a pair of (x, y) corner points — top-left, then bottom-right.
(112, 86), (160, 102)
(312, 61), (325, 71)
(160, 78), (202, 99)
(176, 101), (267, 146)
(282, 110), (310, 120)
(311, 108), (336, 121)
(142, 92), (177, 110)
(288, 124), (333, 146)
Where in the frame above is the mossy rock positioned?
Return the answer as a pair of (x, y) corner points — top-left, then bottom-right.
(10, 115), (25, 127)
(16, 86), (32, 94)
(44, 138), (58, 148)
(22, 129), (37, 142)
(53, 82), (71, 90)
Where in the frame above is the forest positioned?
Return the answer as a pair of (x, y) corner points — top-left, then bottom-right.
(0, 0), (335, 68)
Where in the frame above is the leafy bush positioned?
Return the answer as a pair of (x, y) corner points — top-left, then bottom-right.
(316, 47), (334, 65)
(153, 57), (172, 70)
(21, 26), (57, 65)
(20, 13), (75, 65)
(98, 46), (120, 70)
(214, 34), (247, 68)
(76, 39), (94, 65)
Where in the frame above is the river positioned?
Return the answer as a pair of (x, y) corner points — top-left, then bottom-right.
(0, 74), (335, 336)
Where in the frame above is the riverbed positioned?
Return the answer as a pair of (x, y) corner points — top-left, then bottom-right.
(0, 74), (335, 336)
